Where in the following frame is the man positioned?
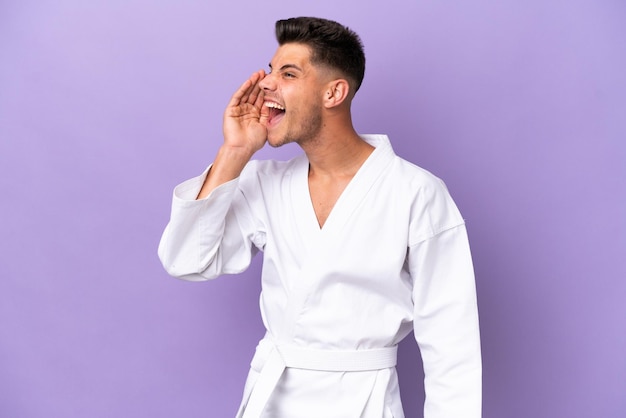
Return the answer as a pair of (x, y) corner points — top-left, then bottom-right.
(159, 17), (481, 418)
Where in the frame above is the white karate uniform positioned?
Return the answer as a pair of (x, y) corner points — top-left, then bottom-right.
(158, 135), (482, 418)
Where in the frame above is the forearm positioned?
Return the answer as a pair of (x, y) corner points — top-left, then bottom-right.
(196, 145), (254, 199)
(159, 172), (255, 280)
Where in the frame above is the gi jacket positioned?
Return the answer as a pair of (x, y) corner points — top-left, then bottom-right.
(159, 135), (482, 418)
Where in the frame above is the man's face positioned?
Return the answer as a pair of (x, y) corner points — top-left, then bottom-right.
(260, 43), (329, 148)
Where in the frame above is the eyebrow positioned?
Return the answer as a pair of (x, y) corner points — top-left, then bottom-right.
(268, 63), (304, 72)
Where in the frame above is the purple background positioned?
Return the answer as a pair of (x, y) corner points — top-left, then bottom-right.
(1, 1), (625, 417)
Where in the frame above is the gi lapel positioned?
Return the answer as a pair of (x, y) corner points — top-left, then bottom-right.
(317, 135), (395, 236)
(280, 135), (396, 342)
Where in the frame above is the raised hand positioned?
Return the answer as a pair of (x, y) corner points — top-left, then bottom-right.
(223, 70), (269, 155)
(196, 70), (269, 199)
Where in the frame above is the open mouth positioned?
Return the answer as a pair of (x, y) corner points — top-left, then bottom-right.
(265, 101), (285, 127)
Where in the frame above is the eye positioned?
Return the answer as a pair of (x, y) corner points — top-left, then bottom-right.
(283, 72), (295, 79)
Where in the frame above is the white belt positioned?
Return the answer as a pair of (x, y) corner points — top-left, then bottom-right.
(241, 339), (398, 418)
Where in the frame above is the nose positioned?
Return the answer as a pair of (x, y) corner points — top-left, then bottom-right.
(259, 71), (276, 91)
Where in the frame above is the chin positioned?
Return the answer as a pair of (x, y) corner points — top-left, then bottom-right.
(266, 135), (282, 148)
(267, 132), (292, 148)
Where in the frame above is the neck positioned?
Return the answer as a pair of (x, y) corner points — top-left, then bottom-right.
(301, 113), (374, 178)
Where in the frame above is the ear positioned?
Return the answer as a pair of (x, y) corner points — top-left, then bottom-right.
(323, 79), (351, 109)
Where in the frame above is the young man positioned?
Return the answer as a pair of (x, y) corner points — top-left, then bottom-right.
(159, 17), (481, 418)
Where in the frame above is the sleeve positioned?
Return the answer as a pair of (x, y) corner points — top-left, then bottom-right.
(408, 182), (482, 417)
(157, 166), (263, 281)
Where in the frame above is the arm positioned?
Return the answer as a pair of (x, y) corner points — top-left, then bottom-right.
(158, 71), (269, 279)
(158, 173), (259, 280)
(409, 224), (482, 417)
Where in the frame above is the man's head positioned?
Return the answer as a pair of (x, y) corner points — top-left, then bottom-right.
(259, 17), (365, 148)
(275, 17), (365, 94)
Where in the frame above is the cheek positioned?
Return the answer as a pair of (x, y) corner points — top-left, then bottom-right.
(294, 94), (320, 114)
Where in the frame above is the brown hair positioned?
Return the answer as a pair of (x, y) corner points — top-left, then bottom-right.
(275, 17), (366, 93)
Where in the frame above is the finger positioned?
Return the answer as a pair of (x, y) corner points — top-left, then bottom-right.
(240, 70), (265, 104)
(246, 81), (262, 107)
(227, 77), (253, 108)
(227, 70), (261, 108)
(248, 74), (268, 109)
(259, 98), (270, 126)
(253, 87), (265, 109)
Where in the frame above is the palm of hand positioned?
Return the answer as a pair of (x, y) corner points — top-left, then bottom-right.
(224, 102), (267, 150)
(222, 70), (269, 153)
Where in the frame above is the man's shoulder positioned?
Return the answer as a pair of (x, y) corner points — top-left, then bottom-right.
(362, 134), (445, 186)
(388, 154), (448, 191)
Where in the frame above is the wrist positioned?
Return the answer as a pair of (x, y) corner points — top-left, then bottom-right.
(195, 145), (253, 200)
(216, 144), (256, 166)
